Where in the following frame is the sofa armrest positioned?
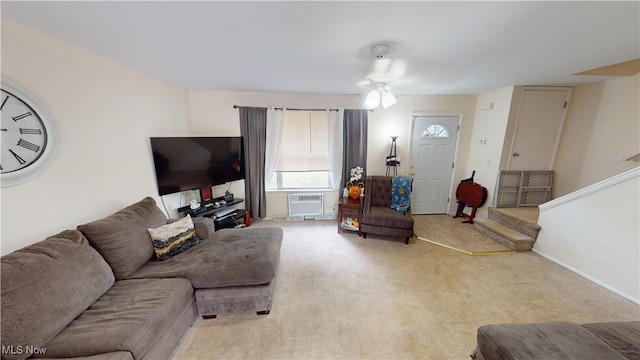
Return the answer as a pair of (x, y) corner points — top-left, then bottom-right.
(191, 217), (215, 239)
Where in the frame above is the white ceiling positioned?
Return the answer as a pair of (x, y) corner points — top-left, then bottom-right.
(2, 1), (639, 95)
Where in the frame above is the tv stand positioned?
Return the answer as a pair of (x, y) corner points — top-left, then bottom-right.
(179, 197), (247, 230)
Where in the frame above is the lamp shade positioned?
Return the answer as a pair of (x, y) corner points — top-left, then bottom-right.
(364, 89), (381, 109)
(381, 90), (397, 109)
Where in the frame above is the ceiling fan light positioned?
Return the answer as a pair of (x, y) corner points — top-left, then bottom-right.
(381, 90), (397, 109)
(364, 89), (381, 109)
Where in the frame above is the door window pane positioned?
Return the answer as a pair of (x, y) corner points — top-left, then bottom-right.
(421, 124), (449, 138)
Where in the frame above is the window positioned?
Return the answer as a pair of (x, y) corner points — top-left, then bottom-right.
(267, 110), (330, 190)
(421, 124), (450, 138)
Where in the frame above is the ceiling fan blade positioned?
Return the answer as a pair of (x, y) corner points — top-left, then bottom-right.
(388, 59), (407, 79)
(372, 58), (392, 73)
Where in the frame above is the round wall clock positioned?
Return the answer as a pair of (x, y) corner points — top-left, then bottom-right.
(1, 77), (58, 187)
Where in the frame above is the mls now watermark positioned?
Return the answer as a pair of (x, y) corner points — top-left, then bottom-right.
(2, 345), (47, 356)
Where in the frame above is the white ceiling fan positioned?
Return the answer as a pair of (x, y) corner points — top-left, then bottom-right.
(357, 43), (407, 109)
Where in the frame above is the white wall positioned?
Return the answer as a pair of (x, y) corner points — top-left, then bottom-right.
(463, 87), (515, 218)
(4, 17), (637, 252)
(187, 91), (477, 218)
(554, 75), (640, 197)
(0, 19), (478, 256)
(1, 21), (191, 255)
(534, 168), (640, 303)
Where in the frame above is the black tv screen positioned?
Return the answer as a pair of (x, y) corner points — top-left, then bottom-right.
(150, 137), (245, 196)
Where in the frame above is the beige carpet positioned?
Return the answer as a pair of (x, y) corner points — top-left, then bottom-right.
(413, 214), (513, 254)
(171, 219), (639, 360)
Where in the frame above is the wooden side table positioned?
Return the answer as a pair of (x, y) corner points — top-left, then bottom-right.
(338, 197), (362, 234)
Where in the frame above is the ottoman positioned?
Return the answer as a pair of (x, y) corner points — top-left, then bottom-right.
(130, 226), (283, 318)
(196, 276), (278, 318)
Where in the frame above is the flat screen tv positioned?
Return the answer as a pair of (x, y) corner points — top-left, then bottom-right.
(150, 137), (245, 196)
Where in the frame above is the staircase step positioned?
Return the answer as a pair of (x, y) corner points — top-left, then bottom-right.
(473, 218), (535, 251)
(488, 207), (541, 239)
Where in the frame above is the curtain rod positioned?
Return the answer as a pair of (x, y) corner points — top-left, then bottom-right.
(233, 105), (371, 112)
(233, 105), (339, 111)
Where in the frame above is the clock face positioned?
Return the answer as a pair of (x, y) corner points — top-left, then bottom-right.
(0, 78), (58, 187)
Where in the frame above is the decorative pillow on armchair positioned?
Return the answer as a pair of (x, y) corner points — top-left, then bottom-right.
(391, 175), (412, 212)
(148, 214), (201, 261)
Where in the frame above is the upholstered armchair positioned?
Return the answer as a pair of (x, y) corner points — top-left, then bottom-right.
(360, 175), (414, 244)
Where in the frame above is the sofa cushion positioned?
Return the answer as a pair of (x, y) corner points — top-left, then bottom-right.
(129, 227), (282, 288)
(1, 230), (115, 360)
(77, 197), (166, 279)
(476, 321), (628, 360)
(190, 216), (216, 238)
(39, 278), (193, 360)
(148, 214), (201, 261)
(361, 206), (413, 229)
(582, 321), (640, 359)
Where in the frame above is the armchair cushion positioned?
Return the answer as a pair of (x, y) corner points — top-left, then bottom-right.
(361, 206), (413, 229)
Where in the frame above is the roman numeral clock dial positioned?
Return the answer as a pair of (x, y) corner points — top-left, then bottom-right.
(1, 77), (58, 187)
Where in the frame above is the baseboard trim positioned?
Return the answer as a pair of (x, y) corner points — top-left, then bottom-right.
(532, 248), (639, 305)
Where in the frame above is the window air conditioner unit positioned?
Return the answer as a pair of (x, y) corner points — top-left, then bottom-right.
(288, 194), (324, 217)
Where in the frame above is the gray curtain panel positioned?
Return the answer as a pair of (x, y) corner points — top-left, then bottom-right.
(341, 109), (368, 187)
(238, 106), (267, 219)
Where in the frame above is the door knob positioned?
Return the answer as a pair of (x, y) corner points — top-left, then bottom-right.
(409, 171), (415, 176)
(512, 152), (520, 157)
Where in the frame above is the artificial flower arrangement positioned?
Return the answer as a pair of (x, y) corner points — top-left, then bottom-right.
(343, 166), (365, 198)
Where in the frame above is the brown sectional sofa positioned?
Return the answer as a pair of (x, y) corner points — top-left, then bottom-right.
(471, 321), (640, 360)
(1, 197), (283, 360)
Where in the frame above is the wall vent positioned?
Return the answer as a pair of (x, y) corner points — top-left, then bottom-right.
(288, 194), (324, 216)
(272, 215), (304, 221)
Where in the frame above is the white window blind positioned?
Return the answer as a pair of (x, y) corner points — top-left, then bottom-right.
(275, 111), (329, 172)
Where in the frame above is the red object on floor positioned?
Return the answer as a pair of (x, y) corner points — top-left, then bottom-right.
(453, 172), (487, 224)
(244, 211), (251, 227)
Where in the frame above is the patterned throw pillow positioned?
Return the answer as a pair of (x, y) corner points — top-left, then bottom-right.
(147, 215), (201, 261)
(391, 175), (412, 212)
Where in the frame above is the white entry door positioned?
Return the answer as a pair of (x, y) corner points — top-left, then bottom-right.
(508, 87), (572, 170)
(409, 116), (459, 214)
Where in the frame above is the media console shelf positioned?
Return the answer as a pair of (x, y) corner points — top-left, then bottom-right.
(179, 197), (248, 230)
